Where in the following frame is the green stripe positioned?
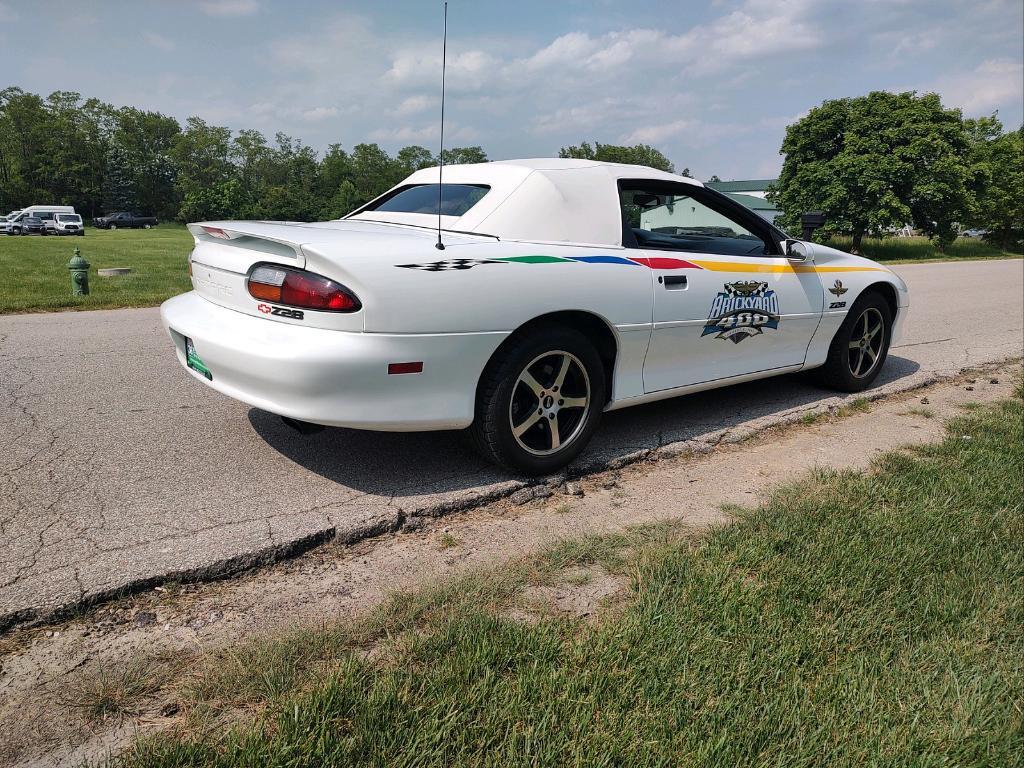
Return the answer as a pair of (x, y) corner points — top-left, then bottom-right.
(493, 255), (572, 264)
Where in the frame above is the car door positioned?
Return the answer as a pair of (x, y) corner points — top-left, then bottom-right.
(618, 181), (825, 393)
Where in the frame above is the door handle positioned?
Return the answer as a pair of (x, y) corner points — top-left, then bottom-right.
(661, 275), (688, 290)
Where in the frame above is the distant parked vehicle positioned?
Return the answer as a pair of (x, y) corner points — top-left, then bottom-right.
(4, 205), (75, 234)
(93, 212), (159, 230)
(50, 213), (85, 236)
(960, 228), (987, 238)
(10, 216), (46, 235)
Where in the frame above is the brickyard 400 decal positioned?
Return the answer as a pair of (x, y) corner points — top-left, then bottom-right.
(702, 280), (780, 343)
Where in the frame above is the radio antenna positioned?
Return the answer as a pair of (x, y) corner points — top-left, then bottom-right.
(435, 1), (448, 250)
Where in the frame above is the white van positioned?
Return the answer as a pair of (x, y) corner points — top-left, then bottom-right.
(14, 205), (76, 222)
(51, 213), (85, 236)
(5, 205), (77, 235)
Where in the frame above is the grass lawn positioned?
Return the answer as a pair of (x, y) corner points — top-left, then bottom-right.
(119, 391), (1024, 767)
(0, 225), (193, 314)
(823, 235), (1022, 263)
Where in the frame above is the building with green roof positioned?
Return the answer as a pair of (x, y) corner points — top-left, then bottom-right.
(705, 179), (781, 224)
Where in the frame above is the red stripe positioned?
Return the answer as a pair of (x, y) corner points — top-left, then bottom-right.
(628, 257), (702, 270)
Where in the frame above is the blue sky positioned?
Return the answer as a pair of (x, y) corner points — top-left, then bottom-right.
(1, 0), (1021, 180)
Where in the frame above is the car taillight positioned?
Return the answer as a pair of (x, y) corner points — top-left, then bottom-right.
(247, 265), (361, 312)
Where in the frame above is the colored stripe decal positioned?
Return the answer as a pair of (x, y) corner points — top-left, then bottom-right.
(490, 255), (886, 274)
(568, 255), (641, 265)
(494, 255), (572, 264)
(628, 256), (703, 270)
(688, 259), (887, 274)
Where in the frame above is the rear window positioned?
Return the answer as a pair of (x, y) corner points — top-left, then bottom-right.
(367, 184), (490, 217)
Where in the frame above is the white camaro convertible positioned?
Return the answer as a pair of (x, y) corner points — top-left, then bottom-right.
(161, 159), (909, 474)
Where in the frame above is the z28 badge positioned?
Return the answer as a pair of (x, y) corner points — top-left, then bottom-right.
(702, 280), (780, 343)
(257, 303), (304, 320)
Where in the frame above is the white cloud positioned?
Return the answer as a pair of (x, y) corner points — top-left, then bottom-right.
(369, 123), (479, 144)
(394, 95), (435, 116)
(386, 48), (500, 92)
(198, 0), (259, 18)
(144, 32), (175, 52)
(929, 58), (1024, 115)
(620, 119), (696, 145)
(300, 106), (339, 121)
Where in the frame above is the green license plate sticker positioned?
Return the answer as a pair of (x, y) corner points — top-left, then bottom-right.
(185, 337), (213, 380)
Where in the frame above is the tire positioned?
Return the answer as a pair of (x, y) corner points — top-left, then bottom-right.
(143, 223), (152, 229)
(109, 224), (117, 230)
(471, 325), (606, 475)
(814, 291), (892, 392)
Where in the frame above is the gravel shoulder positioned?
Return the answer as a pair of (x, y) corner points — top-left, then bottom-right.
(0, 361), (1019, 767)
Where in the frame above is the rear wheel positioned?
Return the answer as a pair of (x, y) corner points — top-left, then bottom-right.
(143, 223), (152, 229)
(109, 223), (117, 230)
(471, 326), (605, 474)
(814, 291), (892, 392)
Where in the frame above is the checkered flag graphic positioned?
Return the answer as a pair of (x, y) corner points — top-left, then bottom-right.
(724, 281), (768, 298)
(397, 259), (506, 272)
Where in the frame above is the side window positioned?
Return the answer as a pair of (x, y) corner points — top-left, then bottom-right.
(620, 183), (773, 256)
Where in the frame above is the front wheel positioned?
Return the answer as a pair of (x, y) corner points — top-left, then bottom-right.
(109, 224), (117, 230)
(143, 223), (152, 229)
(470, 325), (606, 474)
(814, 291), (892, 392)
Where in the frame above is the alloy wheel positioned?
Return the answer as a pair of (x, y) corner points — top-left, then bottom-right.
(848, 307), (885, 378)
(508, 350), (591, 456)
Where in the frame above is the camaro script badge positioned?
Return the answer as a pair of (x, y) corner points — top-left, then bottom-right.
(702, 281), (780, 344)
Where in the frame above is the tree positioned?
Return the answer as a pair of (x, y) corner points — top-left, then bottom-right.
(559, 141), (674, 173)
(964, 117), (1023, 251)
(101, 143), (137, 212)
(770, 91), (973, 252)
(395, 145), (435, 175)
(440, 146), (487, 165)
(348, 142), (398, 204)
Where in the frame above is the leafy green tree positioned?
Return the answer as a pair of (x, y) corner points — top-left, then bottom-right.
(559, 141), (674, 173)
(440, 146), (487, 165)
(348, 142), (397, 204)
(101, 143), (137, 212)
(964, 118), (1023, 251)
(771, 91), (973, 252)
(395, 145), (435, 175)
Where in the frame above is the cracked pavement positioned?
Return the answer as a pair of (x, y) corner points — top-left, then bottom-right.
(1, 259), (1021, 630)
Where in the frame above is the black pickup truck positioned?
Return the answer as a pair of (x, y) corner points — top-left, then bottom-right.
(92, 212), (159, 230)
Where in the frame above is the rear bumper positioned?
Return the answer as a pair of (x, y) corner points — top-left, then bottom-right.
(160, 291), (508, 431)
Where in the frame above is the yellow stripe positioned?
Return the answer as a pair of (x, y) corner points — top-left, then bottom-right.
(689, 259), (887, 274)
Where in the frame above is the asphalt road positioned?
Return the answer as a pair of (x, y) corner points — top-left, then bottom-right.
(1, 259), (1021, 629)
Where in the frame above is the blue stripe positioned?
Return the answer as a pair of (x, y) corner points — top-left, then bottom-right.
(567, 255), (640, 265)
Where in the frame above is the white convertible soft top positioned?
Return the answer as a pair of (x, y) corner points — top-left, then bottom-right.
(347, 159), (703, 248)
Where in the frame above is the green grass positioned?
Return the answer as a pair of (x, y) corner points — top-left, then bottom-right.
(0, 224), (193, 314)
(822, 235), (1022, 263)
(117, 393), (1023, 767)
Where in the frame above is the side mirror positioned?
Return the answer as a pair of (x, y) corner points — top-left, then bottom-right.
(785, 239), (810, 262)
